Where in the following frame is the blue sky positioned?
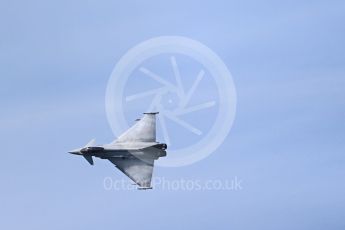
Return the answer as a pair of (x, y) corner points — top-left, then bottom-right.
(1, 0), (345, 229)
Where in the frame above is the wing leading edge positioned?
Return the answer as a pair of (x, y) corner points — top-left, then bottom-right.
(113, 112), (158, 144)
(107, 112), (165, 189)
(108, 157), (154, 188)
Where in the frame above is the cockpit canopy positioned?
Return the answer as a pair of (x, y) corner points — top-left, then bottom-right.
(80, 146), (104, 154)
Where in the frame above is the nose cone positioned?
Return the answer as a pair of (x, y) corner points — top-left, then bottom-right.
(68, 148), (82, 155)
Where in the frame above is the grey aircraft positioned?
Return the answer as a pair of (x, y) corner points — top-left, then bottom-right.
(69, 112), (167, 190)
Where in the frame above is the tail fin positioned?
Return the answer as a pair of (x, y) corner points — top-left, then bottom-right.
(113, 112), (158, 143)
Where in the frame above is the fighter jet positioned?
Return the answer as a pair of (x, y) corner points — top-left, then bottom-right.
(69, 112), (167, 190)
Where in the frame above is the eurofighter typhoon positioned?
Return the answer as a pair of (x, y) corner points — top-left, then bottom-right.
(69, 112), (167, 190)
